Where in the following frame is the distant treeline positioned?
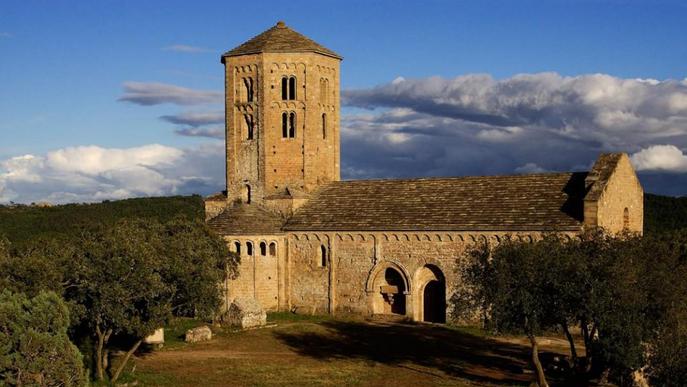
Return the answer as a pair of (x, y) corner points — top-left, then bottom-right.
(0, 193), (684, 244)
(0, 195), (204, 246)
(644, 193), (687, 234)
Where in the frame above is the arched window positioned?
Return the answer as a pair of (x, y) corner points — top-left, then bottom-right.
(288, 112), (296, 138)
(282, 112), (288, 138)
(322, 113), (327, 139)
(244, 114), (254, 140)
(245, 184), (251, 204)
(244, 77), (254, 103)
(319, 245), (327, 267)
(259, 242), (267, 256)
(246, 241), (253, 256)
(288, 76), (296, 100)
(281, 77), (288, 100)
(269, 242), (277, 256)
(234, 241), (241, 255)
(623, 208), (629, 230)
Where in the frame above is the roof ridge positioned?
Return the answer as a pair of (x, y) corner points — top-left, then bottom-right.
(332, 172), (578, 184)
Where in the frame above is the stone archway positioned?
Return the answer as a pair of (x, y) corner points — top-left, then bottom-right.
(415, 265), (446, 323)
(366, 262), (411, 317)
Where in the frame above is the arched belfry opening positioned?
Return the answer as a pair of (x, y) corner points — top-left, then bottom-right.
(368, 263), (410, 316)
(415, 265), (446, 323)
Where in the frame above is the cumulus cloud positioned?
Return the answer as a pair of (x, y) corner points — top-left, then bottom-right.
(630, 145), (687, 173)
(162, 44), (213, 53)
(119, 82), (223, 106)
(0, 144), (224, 204)
(340, 72), (687, 195)
(160, 111), (224, 126)
(174, 127), (224, 139)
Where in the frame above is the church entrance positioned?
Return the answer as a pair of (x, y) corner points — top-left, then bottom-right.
(368, 264), (410, 317)
(423, 279), (446, 323)
(415, 265), (446, 323)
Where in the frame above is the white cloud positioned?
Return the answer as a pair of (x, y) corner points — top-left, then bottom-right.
(0, 144), (224, 204)
(118, 82), (223, 106)
(630, 145), (687, 173)
(162, 44), (213, 53)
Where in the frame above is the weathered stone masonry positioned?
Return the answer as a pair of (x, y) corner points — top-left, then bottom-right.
(206, 21), (644, 323)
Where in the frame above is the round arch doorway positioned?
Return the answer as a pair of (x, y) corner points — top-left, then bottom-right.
(368, 264), (410, 317)
(416, 265), (446, 323)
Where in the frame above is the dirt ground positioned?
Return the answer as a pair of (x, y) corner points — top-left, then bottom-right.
(124, 315), (589, 387)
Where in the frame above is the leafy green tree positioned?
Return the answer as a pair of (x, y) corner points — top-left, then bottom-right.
(68, 219), (173, 382)
(0, 290), (86, 386)
(457, 238), (562, 386)
(160, 217), (239, 318)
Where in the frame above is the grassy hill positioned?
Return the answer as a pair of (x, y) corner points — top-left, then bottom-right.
(0, 195), (204, 246)
(0, 193), (683, 246)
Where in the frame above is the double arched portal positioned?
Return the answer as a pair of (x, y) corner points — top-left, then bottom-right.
(366, 262), (446, 323)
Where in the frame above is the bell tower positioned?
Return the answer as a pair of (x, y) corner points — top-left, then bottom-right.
(221, 21), (342, 210)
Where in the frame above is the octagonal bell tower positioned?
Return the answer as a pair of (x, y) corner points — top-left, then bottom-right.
(221, 21), (341, 212)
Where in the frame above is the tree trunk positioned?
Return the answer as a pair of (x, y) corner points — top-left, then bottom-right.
(95, 326), (105, 381)
(111, 339), (142, 384)
(561, 322), (578, 367)
(529, 334), (549, 387)
(95, 326), (112, 381)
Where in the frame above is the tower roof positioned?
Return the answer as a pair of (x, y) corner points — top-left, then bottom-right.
(222, 21), (342, 61)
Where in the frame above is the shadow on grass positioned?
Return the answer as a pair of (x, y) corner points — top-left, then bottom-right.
(273, 319), (588, 386)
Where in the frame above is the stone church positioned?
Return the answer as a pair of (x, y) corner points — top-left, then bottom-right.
(205, 21), (644, 323)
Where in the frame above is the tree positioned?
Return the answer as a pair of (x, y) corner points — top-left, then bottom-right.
(0, 290), (86, 386)
(160, 217), (239, 318)
(457, 238), (564, 386)
(69, 219), (173, 383)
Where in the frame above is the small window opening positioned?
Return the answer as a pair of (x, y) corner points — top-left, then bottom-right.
(281, 77), (288, 100)
(245, 184), (251, 204)
(260, 242), (267, 256)
(282, 112), (288, 138)
(288, 76), (296, 100)
(322, 113), (327, 139)
(319, 245), (327, 267)
(288, 112), (296, 138)
(234, 241), (241, 255)
(269, 242), (277, 256)
(246, 241), (253, 256)
(244, 114), (254, 140)
(623, 208), (629, 230)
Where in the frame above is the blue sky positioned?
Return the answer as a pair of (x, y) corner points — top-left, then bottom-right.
(1, 0), (686, 203)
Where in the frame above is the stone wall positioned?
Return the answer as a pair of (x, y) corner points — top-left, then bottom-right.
(284, 231), (578, 321)
(592, 154), (644, 234)
(223, 234), (286, 311)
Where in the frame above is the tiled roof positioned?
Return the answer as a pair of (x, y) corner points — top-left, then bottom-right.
(222, 21), (342, 60)
(284, 173), (589, 232)
(207, 204), (284, 235)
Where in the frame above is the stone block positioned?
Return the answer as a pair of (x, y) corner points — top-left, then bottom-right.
(143, 328), (164, 345)
(223, 297), (267, 329)
(185, 325), (212, 343)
